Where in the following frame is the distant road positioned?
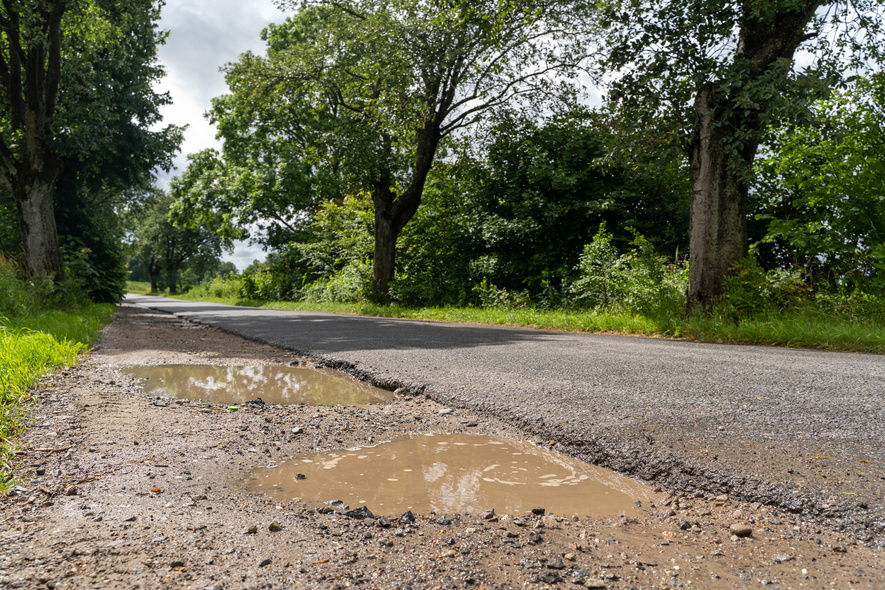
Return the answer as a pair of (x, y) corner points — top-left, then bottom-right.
(124, 294), (885, 538)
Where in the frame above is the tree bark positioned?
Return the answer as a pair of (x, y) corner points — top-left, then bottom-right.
(687, 85), (754, 310)
(14, 176), (65, 279)
(686, 1), (824, 311)
(370, 126), (442, 299)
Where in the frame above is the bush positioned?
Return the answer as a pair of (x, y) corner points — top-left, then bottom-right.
(568, 225), (686, 317)
(300, 259), (373, 303)
(717, 251), (810, 318)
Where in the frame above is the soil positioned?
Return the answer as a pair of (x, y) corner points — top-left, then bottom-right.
(1, 302), (883, 589)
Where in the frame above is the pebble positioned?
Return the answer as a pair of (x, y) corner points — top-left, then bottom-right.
(258, 558), (272, 567)
(345, 506), (375, 520)
(268, 521), (283, 532)
(774, 554), (793, 564)
(539, 571), (562, 584)
(729, 524), (754, 538)
(547, 555), (565, 570)
(438, 409), (453, 415)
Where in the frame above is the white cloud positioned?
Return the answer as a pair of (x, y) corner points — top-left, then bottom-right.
(154, 0), (289, 268)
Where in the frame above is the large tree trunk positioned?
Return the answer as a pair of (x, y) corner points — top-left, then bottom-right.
(14, 177), (65, 280)
(686, 2), (824, 312)
(370, 127), (442, 300)
(687, 85), (755, 311)
(149, 272), (159, 293)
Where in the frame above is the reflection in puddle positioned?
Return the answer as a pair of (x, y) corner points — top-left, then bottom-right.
(121, 365), (394, 406)
(243, 434), (651, 517)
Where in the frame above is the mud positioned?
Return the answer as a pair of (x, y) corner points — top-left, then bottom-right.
(0, 302), (882, 589)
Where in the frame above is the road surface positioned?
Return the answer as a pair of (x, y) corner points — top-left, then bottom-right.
(124, 294), (885, 541)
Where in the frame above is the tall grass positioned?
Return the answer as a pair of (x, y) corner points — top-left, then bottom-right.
(0, 255), (114, 490)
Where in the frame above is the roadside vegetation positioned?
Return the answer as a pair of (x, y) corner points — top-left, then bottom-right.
(0, 259), (114, 492)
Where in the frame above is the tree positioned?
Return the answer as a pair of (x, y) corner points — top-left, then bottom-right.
(470, 111), (688, 294)
(753, 71), (885, 290)
(131, 193), (231, 293)
(0, 0), (180, 280)
(598, 0), (883, 310)
(211, 0), (592, 299)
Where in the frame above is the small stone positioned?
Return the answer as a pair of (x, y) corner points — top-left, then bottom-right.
(400, 510), (415, 523)
(64, 486), (78, 497)
(379, 538), (394, 548)
(729, 524), (754, 538)
(123, 515), (137, 522)
(243, 525), (258, 535)
(170, 560), (185, 568)
(563, 552), (576, 561)
(774, 554), (793, 564)
(295, 473), (306, 480)
(584, 581), (608, 589)
(438, 409), (453, 415)
(479, 508), (496, 520)
(268, 521), (283, 532)
(547, 556), (565, 570)
(258, 558), (272, 567)
(374, 516), (391, 528)
(529, 532), (543, 544)
(444, 549), (457, 558)
(153, 399), (167, 407)
(345, 506), (375, 520)
(531, 507), (546, 515)
(539, 571), (562, 584)
(503, 530), (518, 538)
(292, 427), (304, 435)
(660, 509), (676, 519)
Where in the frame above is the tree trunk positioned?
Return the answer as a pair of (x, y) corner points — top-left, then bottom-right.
(14, 178), (65, 280)
(687, 85), (755, 311)
(686, 3), (824, 312)
(370, 127), (442, 300)
(149, 272), (159, 293)
(371, 166), (399, 300)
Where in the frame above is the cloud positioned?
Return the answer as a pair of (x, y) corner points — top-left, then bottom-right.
(154, 0), (289, 266)
(155, 0), (287, 178)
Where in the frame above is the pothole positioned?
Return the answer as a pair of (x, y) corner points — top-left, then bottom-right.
(121, 364), (395, 406)
(243, 434), (652, 517)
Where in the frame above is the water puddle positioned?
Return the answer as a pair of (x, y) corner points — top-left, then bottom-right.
(121, 365), (394, 406)
(243, 434), (651, 517)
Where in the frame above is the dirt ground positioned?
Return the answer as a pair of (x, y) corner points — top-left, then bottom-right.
(1, 302), (882, 589)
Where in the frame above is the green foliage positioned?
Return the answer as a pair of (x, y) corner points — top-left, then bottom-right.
(569, 225), (687, 318)
(0, 254), (113, 490)
(464, 112), (688, 296)
(753, 72), (885, 292)
(300, 259), (374, 304)
(129, 192), (232, 292)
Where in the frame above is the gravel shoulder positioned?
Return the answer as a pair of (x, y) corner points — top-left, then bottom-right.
(1, 302), (883, 589)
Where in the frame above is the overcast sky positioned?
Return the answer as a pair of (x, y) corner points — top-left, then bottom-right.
(155, 0), (287, 269)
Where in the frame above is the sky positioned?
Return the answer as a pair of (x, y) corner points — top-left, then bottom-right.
(154, 0), (287, 270)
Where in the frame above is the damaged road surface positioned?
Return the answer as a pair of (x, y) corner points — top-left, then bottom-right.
(0, 297), (883, 589)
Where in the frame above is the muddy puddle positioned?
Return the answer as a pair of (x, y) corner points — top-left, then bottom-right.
(244, 434), (652, 517)
(121, 364), (395, 406)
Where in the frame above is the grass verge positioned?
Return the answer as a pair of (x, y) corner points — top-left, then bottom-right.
(127, 285), (884, 355)
(0, 303), (114, 491)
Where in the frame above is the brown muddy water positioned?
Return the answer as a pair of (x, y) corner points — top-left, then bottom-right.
(243, 434), (652, 517)
(121, 364), (395, 406)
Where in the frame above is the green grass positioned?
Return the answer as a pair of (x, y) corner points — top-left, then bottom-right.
(130, 286), (885, 355)
(0, 280), (114, 490)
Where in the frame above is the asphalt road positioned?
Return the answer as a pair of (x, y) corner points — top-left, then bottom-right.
(123, 294), (885, 541)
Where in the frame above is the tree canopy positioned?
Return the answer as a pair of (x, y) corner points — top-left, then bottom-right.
(0, 0), (181, 283)
(175, 0), (595, 299)
(597, 0), (884, 309)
